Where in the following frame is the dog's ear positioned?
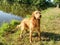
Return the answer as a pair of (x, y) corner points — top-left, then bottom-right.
(32, 12), (34, 16)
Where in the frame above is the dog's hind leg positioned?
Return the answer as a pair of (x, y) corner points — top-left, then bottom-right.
(20, 24), (25, 38)
(20, 30), (24, 38)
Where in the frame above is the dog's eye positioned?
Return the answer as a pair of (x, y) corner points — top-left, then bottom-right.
(36, 12), (39, 14)
(39, 12), (41, 14)
(36, 12), (38, 14)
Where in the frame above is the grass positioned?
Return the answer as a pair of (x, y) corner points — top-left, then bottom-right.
(0, 8), (60, 45)
(41, 8), (60, 33)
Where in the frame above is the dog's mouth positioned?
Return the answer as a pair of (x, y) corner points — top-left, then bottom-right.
(35, 17), (40, 19)
(36, 16), (41, 19)
(37, 18), (40, 19)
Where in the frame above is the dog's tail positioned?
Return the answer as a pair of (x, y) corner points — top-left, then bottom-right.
(12, 24), (21, 32)
(16, 24), (21, 29)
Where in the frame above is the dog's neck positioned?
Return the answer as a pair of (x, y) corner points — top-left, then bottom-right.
(31, 16), (40, 26)
(32, 16), (36, 19)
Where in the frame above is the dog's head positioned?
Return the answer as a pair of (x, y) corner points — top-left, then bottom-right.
(32, 10), (41, 19)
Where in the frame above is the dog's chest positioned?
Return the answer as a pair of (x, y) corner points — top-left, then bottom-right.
(32, 19), (39, 27)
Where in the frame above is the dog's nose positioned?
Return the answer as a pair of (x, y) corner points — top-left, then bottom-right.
(40, 15), (41, 18)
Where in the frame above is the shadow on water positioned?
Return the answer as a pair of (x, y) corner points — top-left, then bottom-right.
(41, 32), (60, 41)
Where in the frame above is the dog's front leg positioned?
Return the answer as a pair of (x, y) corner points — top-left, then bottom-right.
(37, 28), (41, 41)
(30, 29), (32, 43)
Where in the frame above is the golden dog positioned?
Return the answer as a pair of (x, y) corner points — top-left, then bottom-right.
(16, 10), (41, 43)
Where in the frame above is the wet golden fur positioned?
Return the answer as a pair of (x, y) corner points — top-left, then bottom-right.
(16, 11), (41, 43)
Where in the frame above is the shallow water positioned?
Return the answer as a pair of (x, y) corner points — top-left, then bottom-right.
(0, 11), (23, 26)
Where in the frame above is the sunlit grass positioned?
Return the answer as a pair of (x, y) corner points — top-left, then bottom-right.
(0, 8), (60, 45)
